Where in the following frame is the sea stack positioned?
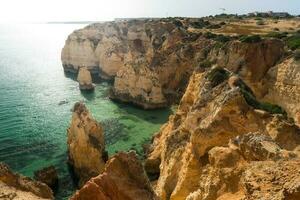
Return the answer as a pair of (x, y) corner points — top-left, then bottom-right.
(77, 67), (95, 90)
(67, 102), (107, 186)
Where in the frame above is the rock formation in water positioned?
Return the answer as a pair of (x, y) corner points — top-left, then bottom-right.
(145, 67), (300, 200)
(77, 67), (95, 90)
(34, 166), (58, 192)
(0, 162), (54, 200)
(71, 151), (158, 200)
(67, 102), (107, 186)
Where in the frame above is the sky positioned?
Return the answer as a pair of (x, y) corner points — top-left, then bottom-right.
(0, 0), (299, 23)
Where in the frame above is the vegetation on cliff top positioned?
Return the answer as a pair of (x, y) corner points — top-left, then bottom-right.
(206, 67), (230, 87)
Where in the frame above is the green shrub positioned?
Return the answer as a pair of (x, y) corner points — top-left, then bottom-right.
(207, 24), (222, 29)
(239, 35), (262, 43)
(265, 32), (288, 39)
(190, 20), (210, 29)
(206, 67), (230, 87)
(294, 49), (300, 60)
(286, 34), (300, 50)
(173, 20), (183, 27)
(199, 60), (215, 69)
(203, 32), (217, 39)
(256, 20), (265, 25)
(215, 34), (231, 43)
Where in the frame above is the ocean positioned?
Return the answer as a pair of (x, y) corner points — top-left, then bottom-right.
(0, 24), (171, 199)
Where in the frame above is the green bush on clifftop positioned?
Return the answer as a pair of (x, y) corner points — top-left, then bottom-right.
(206, 67), (230, 87)
(239, 35), (262, 43)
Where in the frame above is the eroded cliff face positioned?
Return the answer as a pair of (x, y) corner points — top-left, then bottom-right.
(209, 39), (284, 97)
(77, 67), (95, 90)
(145, 67), (300, 200)
(0, 163), (53, 200)
(71, 151), (158, 200)
(263, 58), (300, 125)
(62, 19), (214, 108)
(67, 102), (107, 186)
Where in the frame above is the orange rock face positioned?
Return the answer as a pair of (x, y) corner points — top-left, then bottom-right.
(71, 151), (158, 200)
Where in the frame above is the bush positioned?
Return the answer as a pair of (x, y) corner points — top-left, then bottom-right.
(173, 20), (183, 27)
(215, 34), (231, 43)
(190, 20), (210, 29)
(203, 32), (217, 39)
(286, 34), (300, 50)
(207, 24), (222, 29)
(256, 20), (265, 25)
(294, 49), (300, 60)
(239, 35), (262, 43)
(206, 67), (230, 87)
(199, 60), (215, 69)
(265, 32), (288, 39)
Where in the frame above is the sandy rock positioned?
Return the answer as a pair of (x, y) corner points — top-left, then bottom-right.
(263, 58), (300, 125)
(67, 102), (106, 186)
(71, 151), (158, 200)
(145, 68), (300, 200)
(77, 67), (95, 90)
(0, 163), (53, 199)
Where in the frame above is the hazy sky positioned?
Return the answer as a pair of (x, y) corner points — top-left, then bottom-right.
(0, 0), (299, 22)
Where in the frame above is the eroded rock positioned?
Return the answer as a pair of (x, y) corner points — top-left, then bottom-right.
(0, 162), (53, 199)
(77, 67), (95, 90)
(71, 151), (158, 200)
(67, 102), (106, 186)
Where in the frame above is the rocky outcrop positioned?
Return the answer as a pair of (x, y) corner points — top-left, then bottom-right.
(0, 163), (53, 200)
(145, 67), (300, 200)
(34, 166), (58, 192)
(61, 19), (215, 108)
(209, 39), (284, 96)
(263, 58), (300, 125)
(62, 19), (284, 108)
(67, 102), (107, 186)
(77, 67), (95, 90)
(71, 151), (157, 200)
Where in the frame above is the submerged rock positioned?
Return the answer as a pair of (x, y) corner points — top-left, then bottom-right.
(77, 67), (95, 90)
(71, 151), (158, 200)
(34, 166), (58, 192)
(0, 162), (53, 199)
(67, 102), (106, 186)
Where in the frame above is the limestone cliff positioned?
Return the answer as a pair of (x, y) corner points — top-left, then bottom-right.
(0, 163), (53, 200)
(62, 19), (283, 108)
(71, 151), (158, 200)
(67, 102), (107, 186)
(145, 67), (300, 200)
(263, 58), (300, 125)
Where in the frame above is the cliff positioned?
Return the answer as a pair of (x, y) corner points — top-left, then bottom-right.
(62, 19), (283, 109)
(0, 163), (53, 200)
(67, 102), (107, 186)
(145, 67), (300, 200)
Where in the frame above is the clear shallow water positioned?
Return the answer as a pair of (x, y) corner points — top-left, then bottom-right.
(0, 24), (171, 199)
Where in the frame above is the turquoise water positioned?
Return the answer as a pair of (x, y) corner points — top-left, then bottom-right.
(0, 24), (171, 199)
